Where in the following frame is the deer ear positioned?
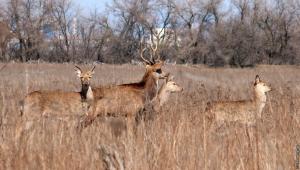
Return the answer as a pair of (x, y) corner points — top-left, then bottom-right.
(89, 65), (96, 75)
(157, 60), (164, 66)
(145, 64), (151, 69)
(74, 66), (82, 77)
(254, 75), (260, 85)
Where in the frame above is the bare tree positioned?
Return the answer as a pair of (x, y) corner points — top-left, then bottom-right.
(76, 11), (113, 63)
(0, 21), (16, 60)
(105, 0), (154, 63)
(50, 0), (78, 61)
(0, 0), (299, 65)
(4, 0), (52, 61)
(256, 0), (297, 64)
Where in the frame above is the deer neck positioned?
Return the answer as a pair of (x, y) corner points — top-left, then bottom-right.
(254, 89), (267, 114)
(157, 83), (170, 106)
(142, 72), (159, 101)
(81, 84), (94, 102)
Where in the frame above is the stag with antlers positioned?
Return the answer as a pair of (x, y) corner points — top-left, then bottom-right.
(81, 40), (168, 127)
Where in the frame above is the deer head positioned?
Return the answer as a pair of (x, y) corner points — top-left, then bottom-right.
(254, 75), (272, 94)
(139, 38), (167, 80)
(75, 65), (95, 88)
(155, 74), (183, 108)
(164, 74), (183, 93)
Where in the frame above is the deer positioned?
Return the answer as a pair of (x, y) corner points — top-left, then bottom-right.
(134, 73), (183, 123)
(203, 75), (272, 170)
(81, 41), (168, 127)
(205, 75), (272, 125)
(151, 74), (183, 111)
(20, 65), (96, 120)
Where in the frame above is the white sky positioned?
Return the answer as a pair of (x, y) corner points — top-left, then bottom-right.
(74, 0), (112, 15)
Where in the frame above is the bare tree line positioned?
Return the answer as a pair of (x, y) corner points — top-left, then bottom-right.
(0, 0), (300, 66)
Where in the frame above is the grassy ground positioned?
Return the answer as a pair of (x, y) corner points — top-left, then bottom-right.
(0, 63), (299, 169)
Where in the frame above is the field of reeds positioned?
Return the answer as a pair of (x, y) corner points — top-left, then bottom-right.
(0, 63), (299, 170)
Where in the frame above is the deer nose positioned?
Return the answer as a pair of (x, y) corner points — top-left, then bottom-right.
(162, 72), (169, 78)
(159, 73), (168, 79)
(82, 82), (89, 86)
(268, 85), (273, 91)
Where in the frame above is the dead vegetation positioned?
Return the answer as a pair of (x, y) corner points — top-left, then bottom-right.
(1, 0), (300, 66)
(0, 63), (299, 169)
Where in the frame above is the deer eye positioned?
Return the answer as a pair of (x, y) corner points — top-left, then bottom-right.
(156, 69), (162, 73)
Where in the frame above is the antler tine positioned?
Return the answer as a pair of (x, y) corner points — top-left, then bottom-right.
(149, 40), (158, 64)
(154, 42), (161, 61)
(140, 47), (150, 64)
(155, 30), (162, 61)
(140, 37), (151, 64)
(151, 29), (162, 62)
(150, 41), (158, 54)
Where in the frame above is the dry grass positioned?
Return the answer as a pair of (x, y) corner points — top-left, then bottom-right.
(0, 63), (299, 170)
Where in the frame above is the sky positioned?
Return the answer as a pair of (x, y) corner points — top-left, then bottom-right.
(74, 0), (112, 15)
(73, 0), (233, 15)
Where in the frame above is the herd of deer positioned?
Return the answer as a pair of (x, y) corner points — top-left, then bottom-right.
(19, 44), (272, 129)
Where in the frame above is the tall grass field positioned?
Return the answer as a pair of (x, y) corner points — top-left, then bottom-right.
(0, 63), (299, 169)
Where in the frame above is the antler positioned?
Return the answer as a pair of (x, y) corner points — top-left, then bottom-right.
(140, 47), (150, 64)
(139, 31), (163, 65)
(140, 37), (153, 65)
(149, 28), (162, 62)
(150, 41), (158, 63)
